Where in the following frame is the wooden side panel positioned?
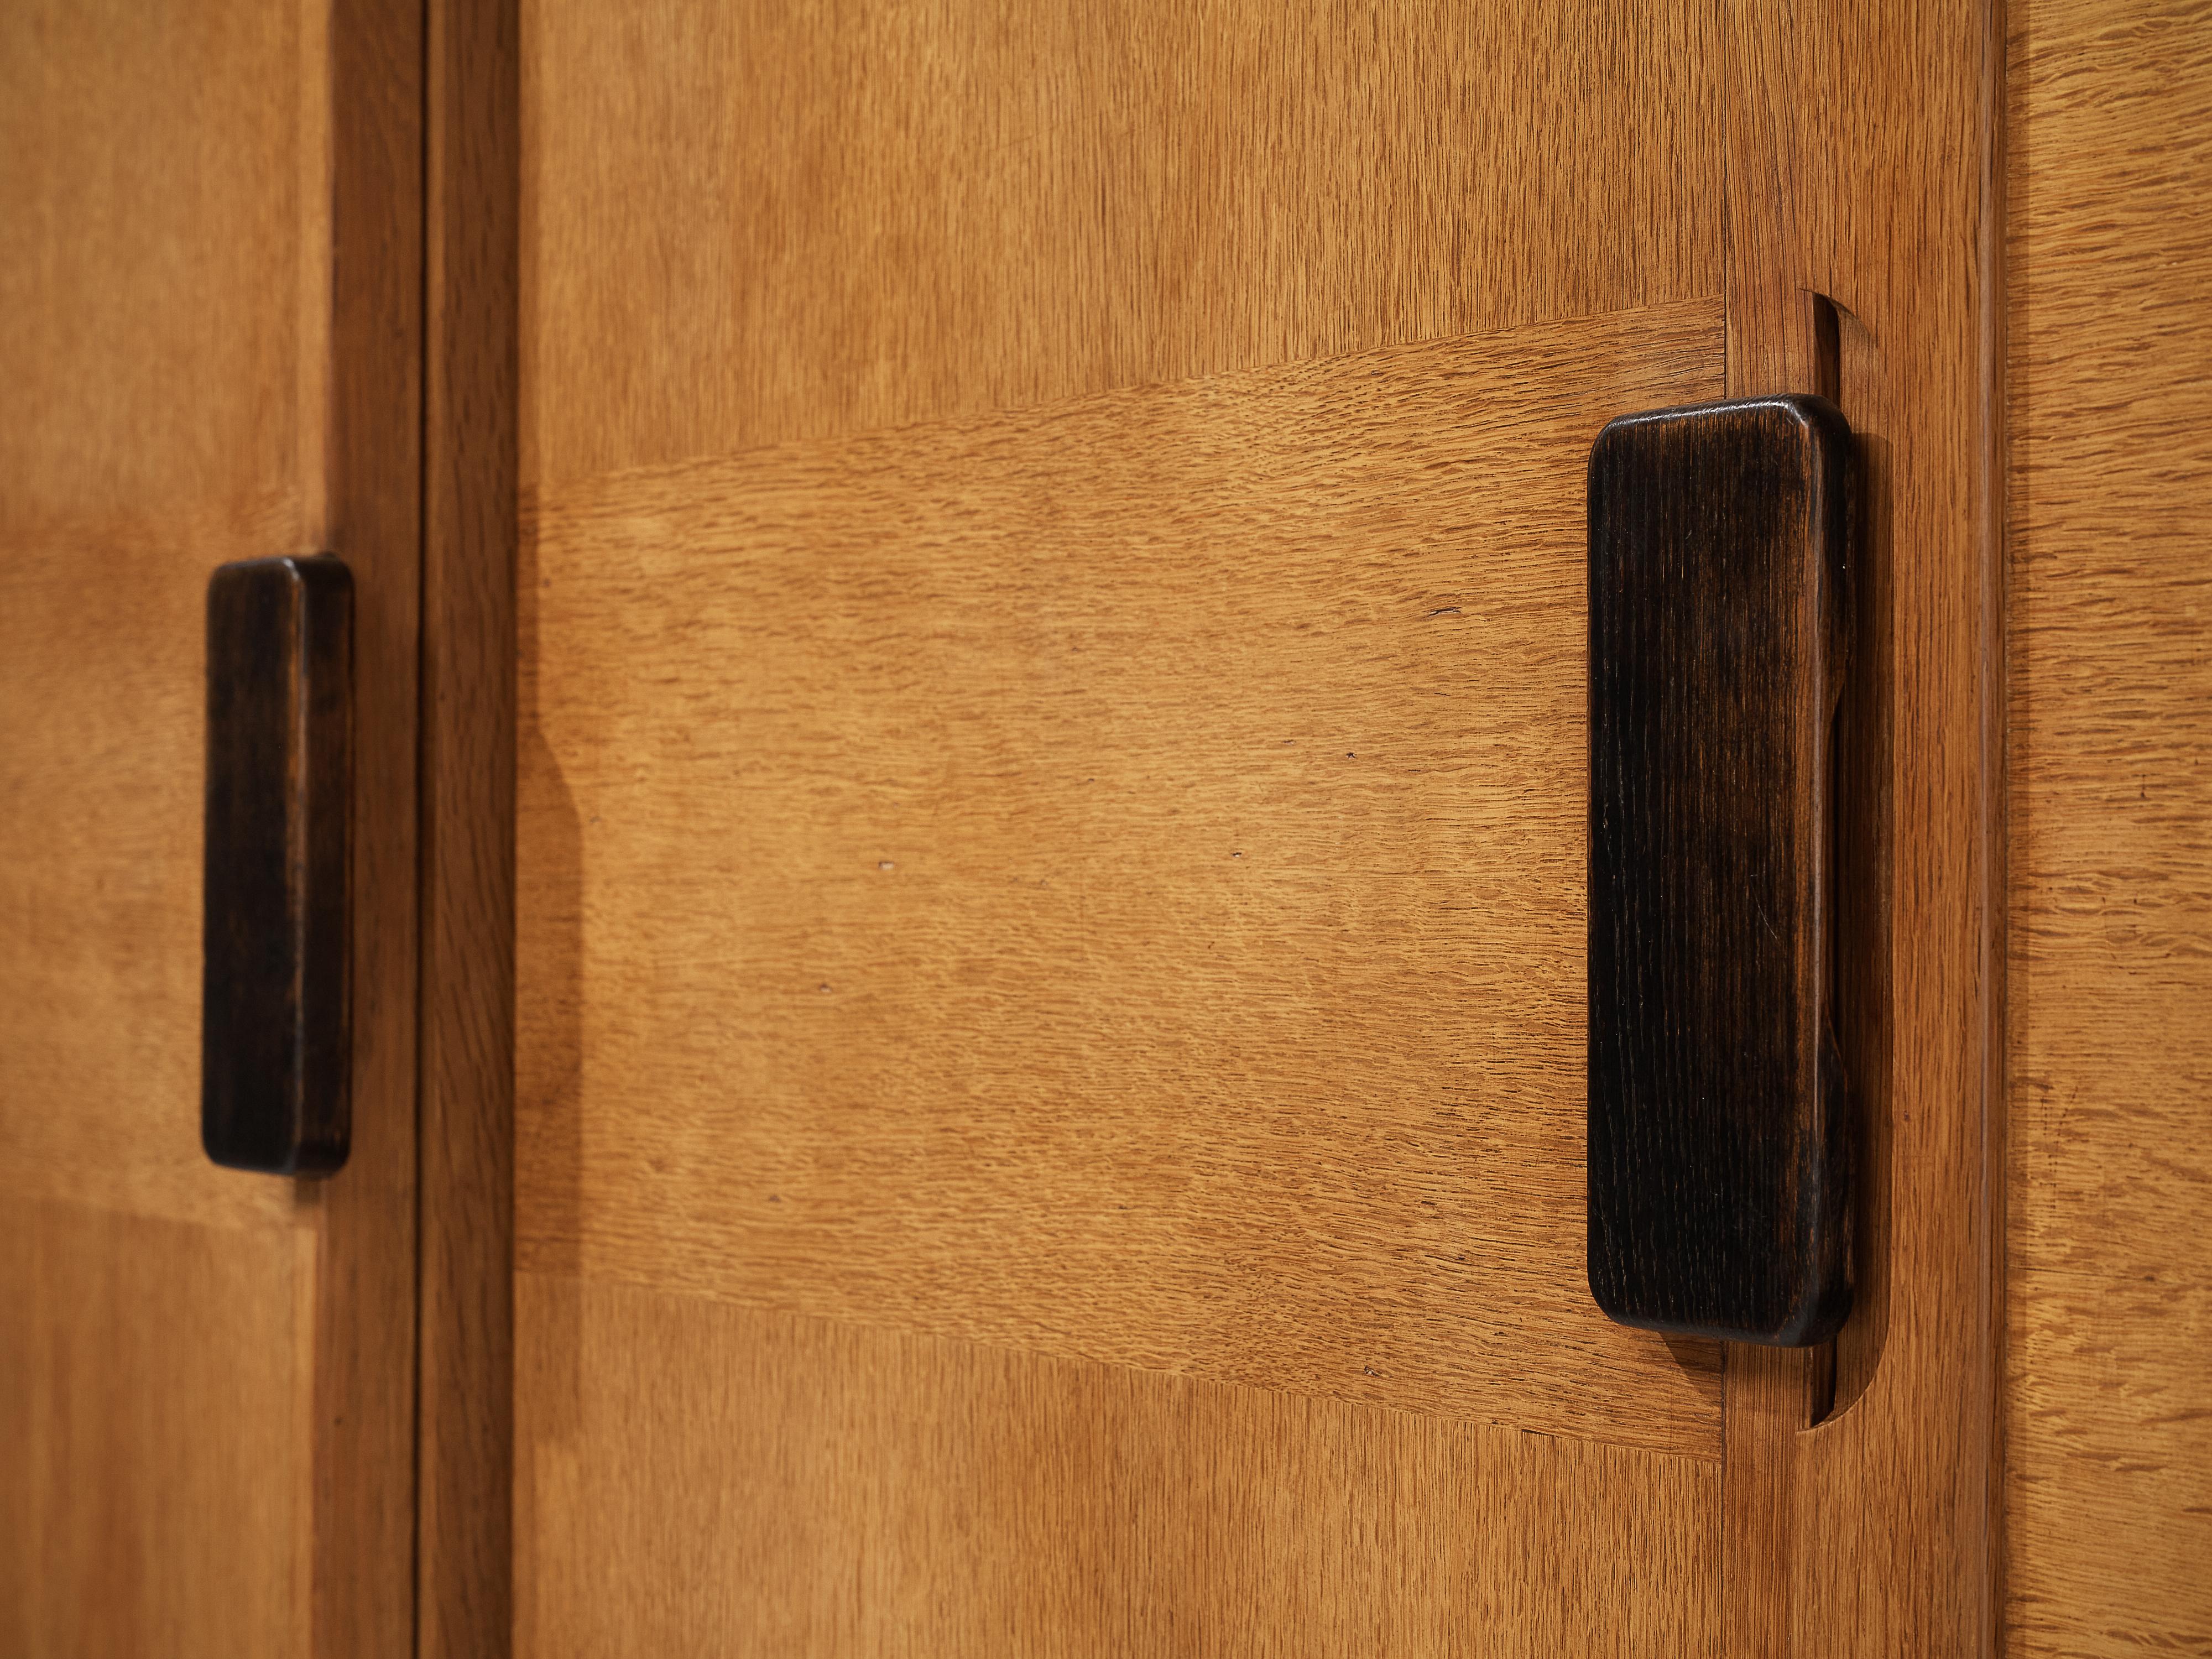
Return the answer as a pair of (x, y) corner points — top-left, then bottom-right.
(520, 306), (1729, 1467)
(0, 0), (327, 1229)
(523, 0), (1726, 482)
(2005, 1), (2212, 1651)
(0, 2), (420, 1654)
(0, 10), (324, 1652)
(517, 1274), (1721, 1657)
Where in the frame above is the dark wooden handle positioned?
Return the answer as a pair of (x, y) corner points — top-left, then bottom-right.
(1585, 396), (1855, 1347)
(202, 554), (353, 1176)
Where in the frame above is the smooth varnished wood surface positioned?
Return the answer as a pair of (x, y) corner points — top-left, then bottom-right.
(0, 10), (321, 1651)
(0, 0), (328, 1230)
(1587, 396), (1854, 1347)
(0, 515), (304, 1238)
(520, 306), (1728, 1469)
(513, 2), (1744, 1645)
(0, 1201), (314, 1657)
(517, 1274), (1721, 1656)
(0, 0), (327, 529)
(0, 2), (420, 1653)
(2005, 0), (2212, 1650)
(524, 0), (1727, 486)
(511, 0), (2009, 1643)
(1718, 1), (2005, 1650)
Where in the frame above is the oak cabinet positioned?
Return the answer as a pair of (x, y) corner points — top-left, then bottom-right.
(1, 1), (2204, 1655)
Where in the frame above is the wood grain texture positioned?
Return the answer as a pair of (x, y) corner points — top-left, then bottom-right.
(0, 1201), (315, 1659)
(0, 1), (420, 1653)
(311, 0), (423, 1650)
(1719, 0), (2005, 1651)
(2004, 0), (2212, 1651)
(0, 0), (328, 531)
(1587, 395), (1854, 1347)
(519, 304), (1728, 1466)
(521, 0), (1726, 483)
(0, 0), (327, 1232)
(0, 12), (320, 1656)
(0, 513), (304, 1238)
(517, 1272), (1721, 1656)
(419, 0), (519, 1650)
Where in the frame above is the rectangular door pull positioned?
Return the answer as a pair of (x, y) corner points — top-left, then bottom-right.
(202, 554), (353, 1176)
(1585, 397), (1855, 1347)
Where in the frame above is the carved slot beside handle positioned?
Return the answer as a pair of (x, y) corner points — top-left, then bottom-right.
(202, 554), (353, 1176)
(1585, 397), (1855, 1347)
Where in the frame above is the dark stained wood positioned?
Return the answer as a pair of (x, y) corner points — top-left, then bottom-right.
(312, 2), (425, 1647)
(1586, 394), (1855, 1346)
(202, 554), (354, 1176)
(418, 0), (519, 1646)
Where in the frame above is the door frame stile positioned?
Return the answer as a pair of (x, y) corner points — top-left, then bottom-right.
(1718, 0), (2005, 1652)
(314, 0), (428, 1652)
(417, 0), (523, 1651)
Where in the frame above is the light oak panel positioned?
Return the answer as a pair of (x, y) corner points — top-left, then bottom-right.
(517, 1273), (1721, 1656)
(0, 0), (327, 1232)
(0, 2), (421, 1654)
(2005, 1), (2212, 1651)
(0, 0), (325, 531)
(520, 303), (1726, 1459)
(0, 1200), (312, 1659)
(523, 0), (1725, 481)
(0, 12), (325, 1653)
(512, 0), (1744, 1642)
(0, 508), (300, 1236)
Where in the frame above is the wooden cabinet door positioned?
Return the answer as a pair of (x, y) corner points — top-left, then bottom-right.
(520, 307), (1730, 1646)
(0, 3), (419, 1654)
(505, 1), (2000, 1652)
